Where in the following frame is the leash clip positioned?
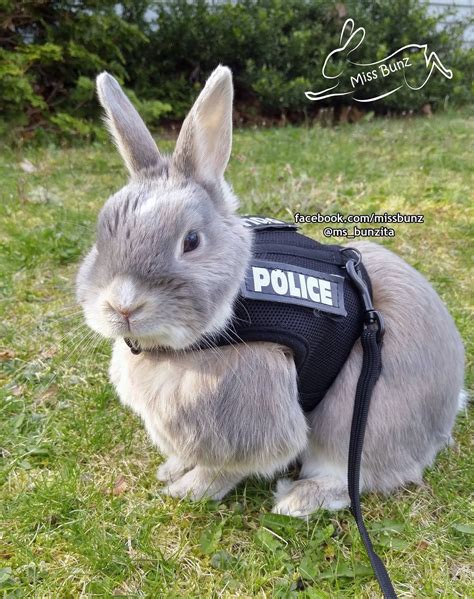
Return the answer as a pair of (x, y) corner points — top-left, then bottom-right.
(344, 257), (385, 342)
(124, 337), (142, 355)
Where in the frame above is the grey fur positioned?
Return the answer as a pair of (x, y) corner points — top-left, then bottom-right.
(274, 241), (465, 514)
(77, 66), (465, 512)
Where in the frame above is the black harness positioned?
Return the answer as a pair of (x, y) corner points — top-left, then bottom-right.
(125, 215), (396, 598)
(202, 216), (373, 413)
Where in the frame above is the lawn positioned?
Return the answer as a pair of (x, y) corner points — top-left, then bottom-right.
(0, 110), (472, 598)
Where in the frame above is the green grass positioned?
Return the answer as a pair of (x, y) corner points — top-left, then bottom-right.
(1, 110), (473, 598)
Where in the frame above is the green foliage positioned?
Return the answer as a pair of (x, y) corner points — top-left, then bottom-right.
(0, 0), (472, 139)
(144, 0), (472, 118)
(124, 89), (173, 128)
(0, 0), (148, 138)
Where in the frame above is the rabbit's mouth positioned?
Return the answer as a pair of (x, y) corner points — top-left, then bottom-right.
(116, 302), (236, 355)
(80, 294), (202, 350)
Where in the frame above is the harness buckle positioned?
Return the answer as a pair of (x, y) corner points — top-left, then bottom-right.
(124, 337), (142, 355)
(365, 308), (385, 342)
(340, 246), (361, 268)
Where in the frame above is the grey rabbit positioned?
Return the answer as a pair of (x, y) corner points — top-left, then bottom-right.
(76, 65), (465, 515)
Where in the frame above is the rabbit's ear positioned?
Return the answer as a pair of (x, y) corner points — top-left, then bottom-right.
(96, 72), (162, 176)
(340, 18), (355, 45)
(344, 26), (365, 55)
(172, 65), (233, 183)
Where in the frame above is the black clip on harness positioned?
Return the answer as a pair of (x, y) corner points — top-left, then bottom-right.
(342, 248), (397, 599)
(124, 337), (142, 355)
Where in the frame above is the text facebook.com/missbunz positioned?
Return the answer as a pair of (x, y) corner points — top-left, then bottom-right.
(294, 211), (425, 238)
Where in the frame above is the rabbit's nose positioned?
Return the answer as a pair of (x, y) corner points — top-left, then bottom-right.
(107, 301), (144, 320)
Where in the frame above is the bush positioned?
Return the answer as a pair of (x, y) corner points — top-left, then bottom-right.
(0, 0), (148, 138)
(0, 0), (471, 140)
(143, 0), (472, 119)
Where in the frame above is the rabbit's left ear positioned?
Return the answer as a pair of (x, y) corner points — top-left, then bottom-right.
(172, 65), (233, 183)
(96, 73), (162, 176)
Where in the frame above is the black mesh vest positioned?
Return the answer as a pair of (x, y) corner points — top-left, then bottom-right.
(205, 216), (372, 413)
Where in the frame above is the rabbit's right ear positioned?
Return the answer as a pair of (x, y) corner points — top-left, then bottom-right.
(96, 72), (162, 177)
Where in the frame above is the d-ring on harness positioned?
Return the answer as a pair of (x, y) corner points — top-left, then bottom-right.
(125, 217), (397, 597)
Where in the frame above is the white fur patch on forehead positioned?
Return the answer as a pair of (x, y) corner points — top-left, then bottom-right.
(137, 189), (183, 216)
(136, 184), (209, 219)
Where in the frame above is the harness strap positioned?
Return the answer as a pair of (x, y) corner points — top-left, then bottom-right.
(345, 256), (397, 599)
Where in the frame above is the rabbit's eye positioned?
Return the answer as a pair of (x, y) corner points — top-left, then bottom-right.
(183, 230), (200, 253)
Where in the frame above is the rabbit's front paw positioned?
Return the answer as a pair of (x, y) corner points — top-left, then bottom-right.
(272, 476), (349, 517)
(162, 466), (243, 501)
(156, 456), (191, 483)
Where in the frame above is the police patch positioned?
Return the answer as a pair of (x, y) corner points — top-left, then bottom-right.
(241, 259), (346, 316)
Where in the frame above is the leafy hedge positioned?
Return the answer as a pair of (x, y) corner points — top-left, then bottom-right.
(1, 0), (472, 139)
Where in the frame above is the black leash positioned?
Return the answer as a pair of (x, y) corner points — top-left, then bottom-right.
(345, 255), (398, 599)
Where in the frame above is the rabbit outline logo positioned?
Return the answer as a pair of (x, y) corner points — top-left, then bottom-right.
(305, 18), (453, 102)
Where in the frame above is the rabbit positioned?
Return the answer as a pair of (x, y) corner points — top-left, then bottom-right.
(76, 65), (465, 515)
(305, 18), (453, 103)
